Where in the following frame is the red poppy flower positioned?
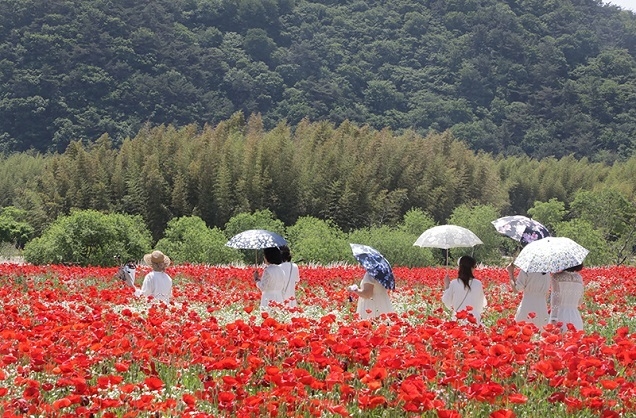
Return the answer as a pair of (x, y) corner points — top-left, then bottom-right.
(490, 409), (515, 418)
(144, 376), (164, 391)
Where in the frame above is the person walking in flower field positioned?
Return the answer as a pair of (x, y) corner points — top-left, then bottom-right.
(135, 250), (173, 303)
(254, 247), (286, 310)
(507, 263), (550, 328)
(550, 264), (585, 332)
(492, 215), (552, 328)
(442, 255), (487, 325)
(347, 244), (396, 320)
(279, 245), (300, 308)
(349, 271), (395, 320)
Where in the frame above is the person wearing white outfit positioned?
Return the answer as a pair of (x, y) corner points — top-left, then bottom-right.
(550, 264), (585, 332)
(442, 255), (487, 325)
(279, 245), (300, 308)
(136, 250), (173, 303)
(507, 263), (550, 328)
(254, 247), (286, 310)
(349, 272), (395, 320)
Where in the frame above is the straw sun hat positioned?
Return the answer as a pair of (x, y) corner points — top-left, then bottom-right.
(143, 250), (171, 270)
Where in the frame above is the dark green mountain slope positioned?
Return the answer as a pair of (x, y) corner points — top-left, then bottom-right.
(0, 0), (634, 160)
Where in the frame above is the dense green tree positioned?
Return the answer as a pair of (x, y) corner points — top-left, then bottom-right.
(223, 209), (286, 239)
(243, 28), (277, 63)
(141, 155), (173, 242)
(554, 219), (612, 266)
(23, 209), (152, 266)
(526, 198), (566, 234)
(0, 206), (34, 249)
(447, 204), (505, 265)
(0, 153), (46, 208)
(0, 0), (635, 159)
(569, 189), (636, 264)
(285, 216), (349, 264)
(400, 208), (436, 237)
(156, 216), (241, 265)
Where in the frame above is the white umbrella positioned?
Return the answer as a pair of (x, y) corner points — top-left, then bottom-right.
(413, 225), (483, 266)
(226, 229), (287, 265)
(414, 225), (483, 249)
(514, 237), (589, 273)
(226, 229), (287, 249)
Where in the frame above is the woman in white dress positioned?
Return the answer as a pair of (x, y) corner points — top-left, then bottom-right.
(254, 247), (286, 310)
(550, 264), (585, 332)
(279, 245), (300, 308)
(349, 272), (394, 320)
(136, 251), (173, 303)
(507, 263), (550, 328)
(442, 255), (487, 325)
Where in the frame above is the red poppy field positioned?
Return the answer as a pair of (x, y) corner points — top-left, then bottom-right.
(1, 263), (635, 417)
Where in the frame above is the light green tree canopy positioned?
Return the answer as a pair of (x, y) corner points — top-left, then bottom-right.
(23, 209), (152, 266)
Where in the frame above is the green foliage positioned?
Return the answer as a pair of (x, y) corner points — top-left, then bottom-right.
(447, 204), (506, 265)
(554, 219), (612, 266)
(399, 208), (436, 236)
(0, 0), (635, 160)
(155, 216), (241, 265)
(3, 113), (636, 267)
(23, 210), (152, 266)
(570, 189), (634, 238)
(527, 198), (566, 234)
(569, 189), (636, 264)
(0, 153), (46, 208)
(0, 206), (34, 248)
(223, 209), (286, 239)
(285, 216), (349, 264)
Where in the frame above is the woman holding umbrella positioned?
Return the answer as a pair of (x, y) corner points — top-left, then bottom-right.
(507, 263), (550, 328)
(513, 237), (589, 332)
(349, 272), (395, 320)
(254, 247), (286, 310)
(492, 216), (551, 328)
(348, 244), (395, 320)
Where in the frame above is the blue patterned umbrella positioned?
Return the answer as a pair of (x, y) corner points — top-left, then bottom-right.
(492, 215), (550, 246)
(350, 243), (395, 290)
(226, 229), (287, 250)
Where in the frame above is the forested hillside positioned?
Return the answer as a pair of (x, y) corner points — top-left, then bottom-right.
(2, 114), (636, 239)
(1, 0), (635, 159)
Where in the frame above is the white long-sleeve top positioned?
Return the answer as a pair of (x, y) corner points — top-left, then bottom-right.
(442, 278), (487, 325)
(136, 271), (173, 303)
(513, 270), (550, 327)
(256, 264), (286, 309)
(550, 271), (584, 331)
(279, 261), (300, 307)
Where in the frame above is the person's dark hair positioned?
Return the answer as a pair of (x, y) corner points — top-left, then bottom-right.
(565, 264), (583, 272)
(280, 245), (292, 262)
(263, 247), (282, 265)
(457, 255), (477, 289)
